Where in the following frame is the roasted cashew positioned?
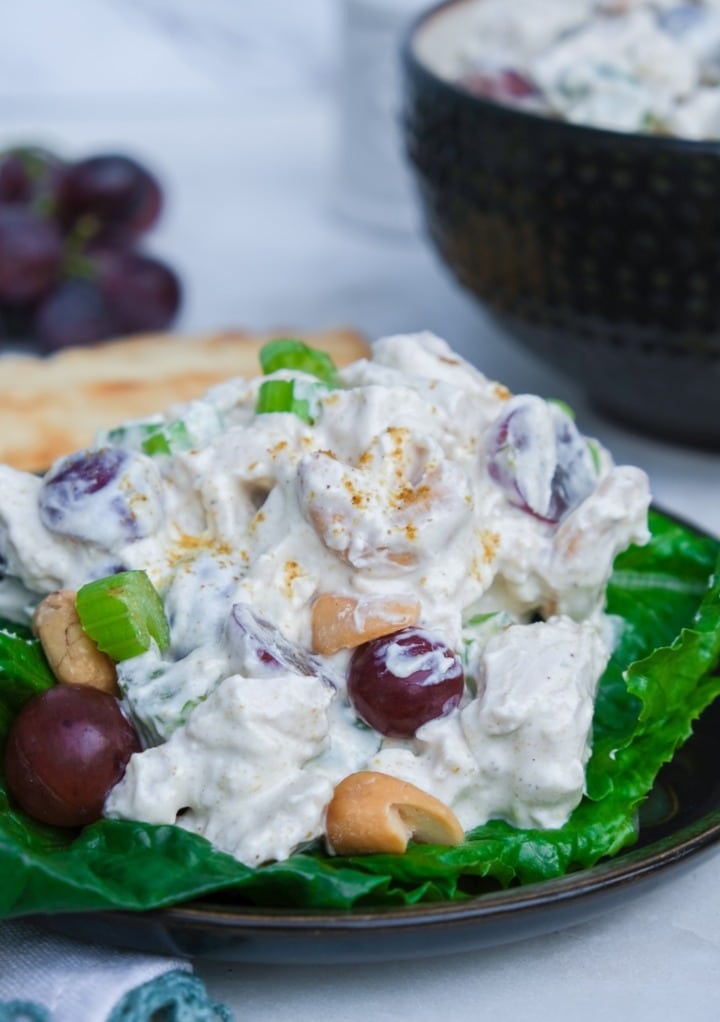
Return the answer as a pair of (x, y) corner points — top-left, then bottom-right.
(298, 429), (472, 574)
(32, 590), (118, 694)
(325, 770), (464, 855)
(311, 593), (421, 655)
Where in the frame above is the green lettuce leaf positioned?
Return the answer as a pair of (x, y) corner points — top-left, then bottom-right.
(0, 619), (55, 736)
(0, 509), (719, 918)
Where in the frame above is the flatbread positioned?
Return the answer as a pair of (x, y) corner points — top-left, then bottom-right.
(0, 328), (369, 472)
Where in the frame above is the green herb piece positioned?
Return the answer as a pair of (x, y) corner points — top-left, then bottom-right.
(548, 398), (575, 419)
(588, 437), (604, 472)
(106, 420), (193, 458)
(259, 338), (338, 386)
(141, 421), (192, 458)
(76, 571), (170, 662)
(464, 612), (500, 627)
(256, 380), (313, 424)
(141, 432), (171, 457)
(0, 618), (55, 726)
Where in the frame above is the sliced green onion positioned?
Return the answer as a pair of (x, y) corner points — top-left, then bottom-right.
(141, 420), (192, 458)
(104, 419), (193, 458)
(255, 379), (313, 423)
(587, 438), (602, 473)
(464, 611), (500, 627)
(104, 425), (134, 446)
(256, 378), (295, 413)
(259, 338), (338, 386)
(76, 570), (170, 662)
(142, 432), (171, 457)
(548, 398), (575, 420)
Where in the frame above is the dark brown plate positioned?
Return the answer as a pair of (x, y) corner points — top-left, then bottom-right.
(37, 690), (720, 963)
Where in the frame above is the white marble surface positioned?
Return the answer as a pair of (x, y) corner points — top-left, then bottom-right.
(1, 1), (720, 1018)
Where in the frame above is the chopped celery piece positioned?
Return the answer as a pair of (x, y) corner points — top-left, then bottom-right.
(256, 380), (313, 423)
(76, 570), (170, 662)
(259, 338), (338, 386)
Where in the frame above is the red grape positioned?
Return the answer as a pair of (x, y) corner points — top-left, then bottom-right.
(34, 277), (120, 351)
(56, 154), (163, 233)
(95, 249), (181, 333)
(4, 683), (140, 827)
(0, 153), (32, 204)
(348, 628), (464, 738)
(39, 446), (164, 544)
(460, 68), (538, 103)
(228, 603), (339, 689)
(0, 205), (63, 304)
(0, 145), (178, 348)
(488, 396), (597, 523)
(0, 147), (65, 208)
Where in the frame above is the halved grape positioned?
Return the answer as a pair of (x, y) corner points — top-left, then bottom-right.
(460, 68), (538, 103)
(227, 603), (338, 688)
(487, 396), (598, 523)
(4, 683), (140, 827)
(348, 628), (464, 738)
(38, 447), (164, 547)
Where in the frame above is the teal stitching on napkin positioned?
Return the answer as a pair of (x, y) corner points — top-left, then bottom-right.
(0, 1005), (49, 1022)
(107, 970), (231, 1021)
(0, 972), (231, 1022)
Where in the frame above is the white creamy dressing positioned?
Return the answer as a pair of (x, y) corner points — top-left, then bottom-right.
(432, 0), (720, 138)
(0, 333), (651, 866)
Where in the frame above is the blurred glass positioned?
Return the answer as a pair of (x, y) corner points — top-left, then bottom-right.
(332, 0), (430, 233)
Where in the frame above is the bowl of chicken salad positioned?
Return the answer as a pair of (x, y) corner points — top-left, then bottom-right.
(402, 0), (720, 448)
(1, 332), (719, 961)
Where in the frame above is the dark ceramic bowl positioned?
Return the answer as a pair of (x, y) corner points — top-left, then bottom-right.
(402, 0), (720, 448)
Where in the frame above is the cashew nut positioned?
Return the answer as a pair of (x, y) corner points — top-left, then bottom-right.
(311, 593), (421, 655)
(297, 429), (472, 574)
(32, 590), (118, 695)
(325, 770), (464, 855)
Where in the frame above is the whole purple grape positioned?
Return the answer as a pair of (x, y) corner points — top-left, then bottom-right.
(56, 154), (163, 233)
(0, 205), (63, 304)
(5, 683), (140, 827)
(348, 628), (464, 738)
(39, 447), (164, 548)
(96, 249), (181, 332)
(35, 277), (121, 351)
(0, 147), (65, 207)
(0, 153), (32, 204)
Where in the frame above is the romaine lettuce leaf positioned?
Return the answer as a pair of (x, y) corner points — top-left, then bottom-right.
(0, 509), (718, 917)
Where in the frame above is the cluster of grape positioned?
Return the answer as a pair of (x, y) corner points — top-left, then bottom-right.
(0, 147), (181, 351)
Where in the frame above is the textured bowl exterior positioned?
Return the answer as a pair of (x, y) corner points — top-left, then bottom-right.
(402, 1), (720, 446)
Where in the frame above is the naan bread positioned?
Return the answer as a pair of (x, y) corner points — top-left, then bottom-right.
(0, 328), (369, 472)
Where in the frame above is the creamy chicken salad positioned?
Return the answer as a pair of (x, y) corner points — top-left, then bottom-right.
(0, 334), (651, 867)
(434, 0), (720, 138)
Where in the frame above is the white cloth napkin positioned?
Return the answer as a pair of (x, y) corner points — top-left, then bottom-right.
(0, 920), (228, 1022)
